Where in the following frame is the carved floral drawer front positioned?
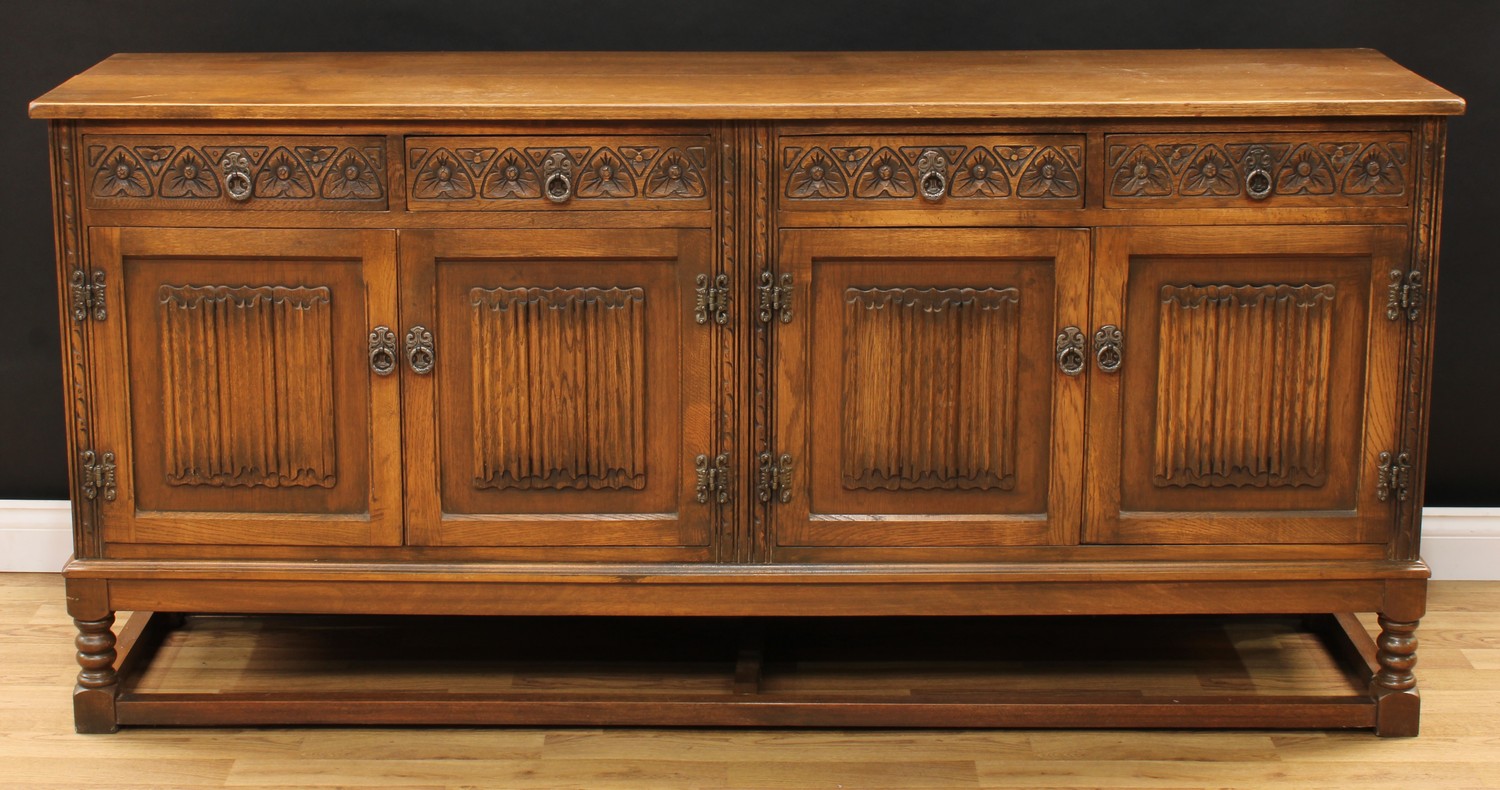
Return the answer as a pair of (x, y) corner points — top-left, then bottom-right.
(404, 136), (712, 210)
(83, 135), (388, 210)
(779, 135), (1086, 209)
(1105, 132), (1413, 207)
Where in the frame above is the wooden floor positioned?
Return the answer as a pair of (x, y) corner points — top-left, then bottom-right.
(3, 573), (1499, 789)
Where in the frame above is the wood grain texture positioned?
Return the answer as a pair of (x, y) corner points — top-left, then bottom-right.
(1153, 283), (1335, 490)
(469, 286), (647, 492)
(29, 50), (1466, 120)
(158, 284), (337, 490)
(841, 287), (1021, 492)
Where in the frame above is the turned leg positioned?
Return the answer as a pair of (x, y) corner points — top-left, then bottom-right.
(1372, 615), (1420, 737)
(73, 614), (119, 734)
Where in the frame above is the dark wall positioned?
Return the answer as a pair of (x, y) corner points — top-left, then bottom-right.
(4, 0), (1496, 503)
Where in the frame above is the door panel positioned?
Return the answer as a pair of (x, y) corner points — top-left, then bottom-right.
(90, 227), (401, 546)
(401, 229), (714, 551)
(774, 228), (1090, 556)
(1086, 225), (1406, 545)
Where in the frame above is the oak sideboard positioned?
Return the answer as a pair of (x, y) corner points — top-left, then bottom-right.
(31, 50), (1463, 734)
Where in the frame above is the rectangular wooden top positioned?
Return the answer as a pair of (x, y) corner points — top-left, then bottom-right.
(31, 49), (1464, 121)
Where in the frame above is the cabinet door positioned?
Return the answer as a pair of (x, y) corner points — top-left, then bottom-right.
(400, 229), (715, 550)
(90, 227), (402, 546)
(773, 229), (1090, 556)
(1086, 225), (1406, 544)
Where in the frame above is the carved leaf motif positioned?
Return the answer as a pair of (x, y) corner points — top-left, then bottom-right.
(158, 285), (336, 489)
(92, 147), (153, 198)
(412, 149), (475, 200)
(454, 147), (497, 174)
(294, 146), (338, 177)
(1110, 145), (1172, 197)
(1276, 144), (1335, 195)
(320, 148), (383, 200)
(1154, 283), (1335, 488)
(644, 148), (706, 198)
(1180, 145), (1239, 196)
(1017, 147), (1079, 198)
(470, 286), (647, 491)
(853, 147), (915, 198)
(950, 147), (1009, 198)
(254, 147), (315, 199)
(785, 148), (848, 199)
(1343, 144), (1406, 195)
(160, 147), (220, 199)
(576, 147), (637, 198)
(1155, 144), (1198, 173)
(830, 146), (872, 175)
(992, 146), (1035, 176)
(480, 148), (540, 199)
(841, 287), (1021, 491)
(618, 146), (660, 176)
(134, 146), (174, 175)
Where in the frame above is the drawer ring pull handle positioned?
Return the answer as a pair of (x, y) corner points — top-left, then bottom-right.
(220, 152), (253, 202)
(919, 171), (947, 201)
(544, 172), (573, 203)
(405, 325), (435, 375)
(916, 148), (948, 202)
(1245, 167), (1273, 200)
(1056, 327), (1086, 377)
(368, 326), (397, 377)
(1094, 325), (1124, 373)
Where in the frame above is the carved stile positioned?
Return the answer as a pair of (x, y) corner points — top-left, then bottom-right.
(1154, 283), (1335, 488)
(841, 287), (1021, 491)
(470, 286), (647, 490)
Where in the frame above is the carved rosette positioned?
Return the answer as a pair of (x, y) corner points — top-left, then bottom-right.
(407, 143), (709, 205)
(783, 140), (1082, 202)
(1107, 136), (1411, 201)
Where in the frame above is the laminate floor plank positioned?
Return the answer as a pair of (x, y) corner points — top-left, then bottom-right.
(3, 574), (1499, 789)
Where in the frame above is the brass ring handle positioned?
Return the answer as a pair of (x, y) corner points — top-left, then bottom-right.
(368, 326), (397, 377)
(1056, 327), (1086, 377)
(405, 325), (435, 375)
(1094, 325), (1123, 373)
(220, 152), (252, 202)
(544, 172), (573, 203)
(1245, 167), (1273, 200)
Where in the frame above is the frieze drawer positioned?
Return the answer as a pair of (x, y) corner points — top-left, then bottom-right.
(779, 135), (1085, 209)
(1105, 133), (1413, 207)
(404, 136), (712, 210)
(83, 135), (388, 210)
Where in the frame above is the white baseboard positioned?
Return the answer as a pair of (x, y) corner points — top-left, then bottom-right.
(0, 500), (73, 573)
(1417, 507), (1500, 581)
(2, 500), (1497, 579)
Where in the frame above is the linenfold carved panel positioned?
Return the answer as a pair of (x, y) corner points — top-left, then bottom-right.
(1106, 133), (1411, 205)
(470, 286), (648, 491)
(84, 135), (386, 210)
(780, 135), (1085, 207)
(841, 287), (1021, 491)
(158, 285), (337, 489)
(405, 136), (712, 209)
(1153, 283), (1336, 489)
